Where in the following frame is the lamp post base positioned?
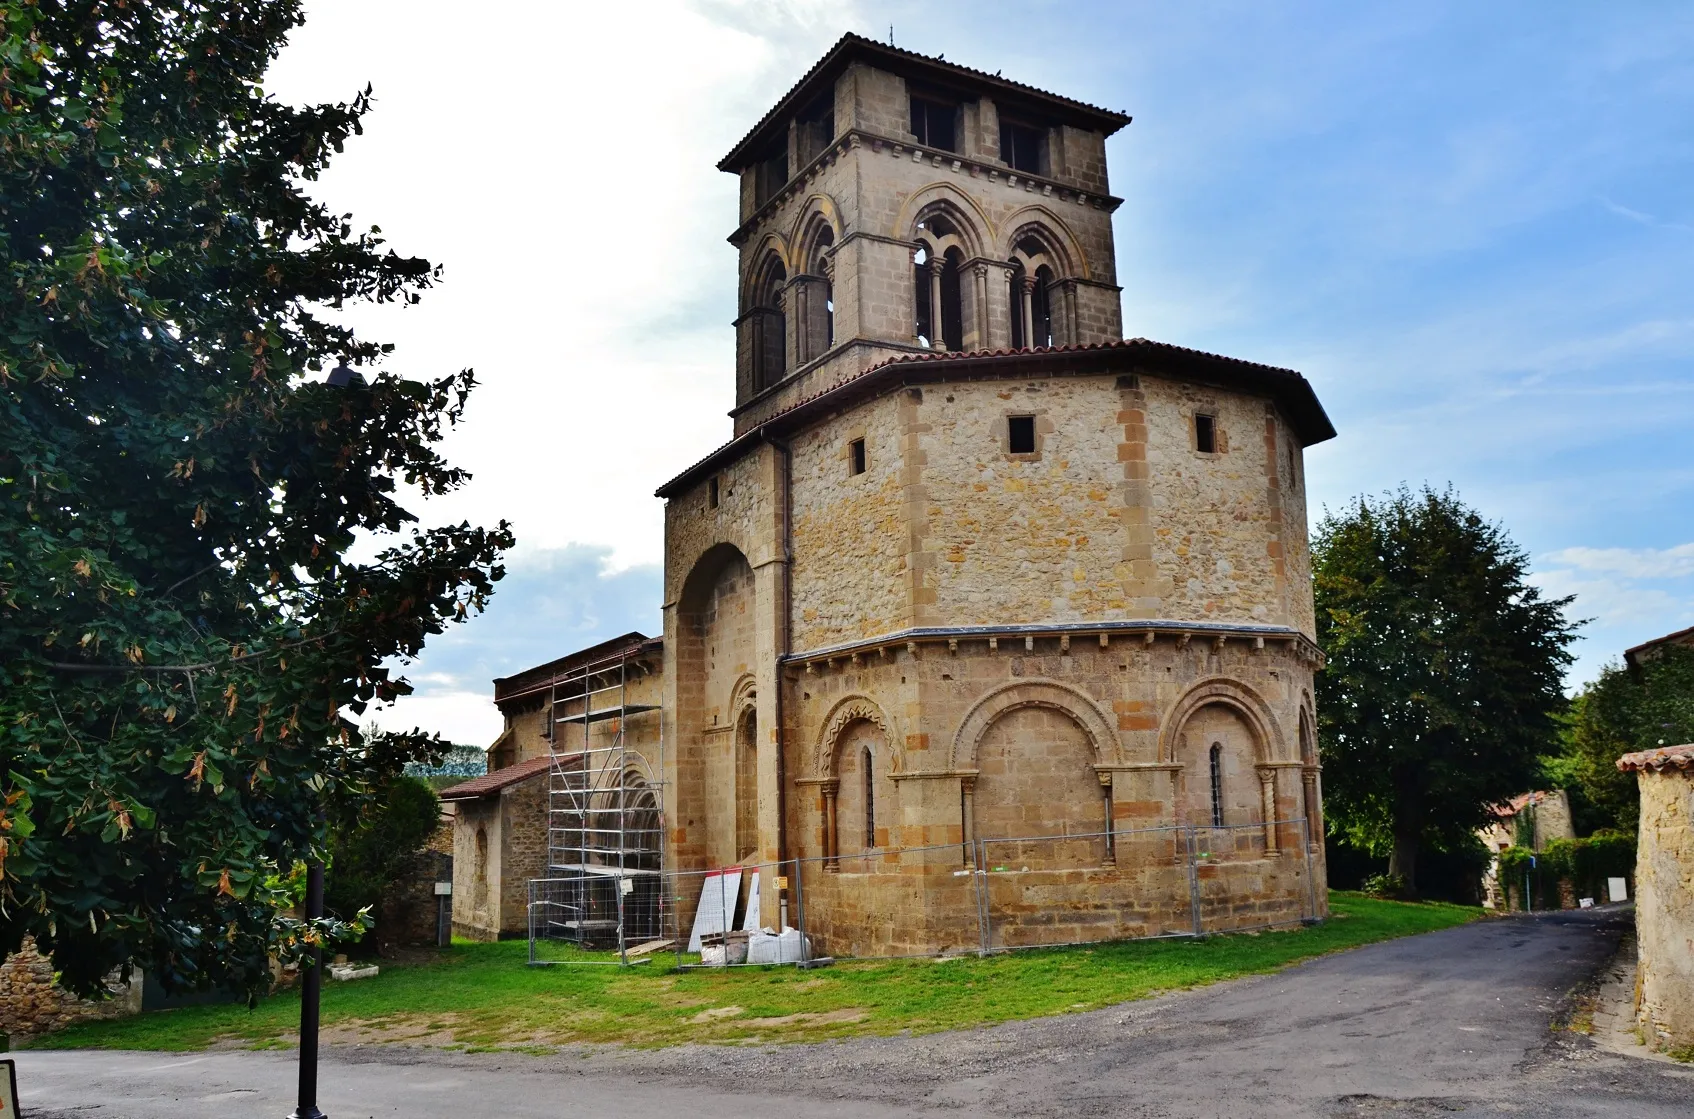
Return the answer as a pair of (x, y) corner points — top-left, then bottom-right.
(288, 1108), (329, 1119)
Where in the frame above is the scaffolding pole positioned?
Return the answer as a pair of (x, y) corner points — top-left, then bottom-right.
(528, 642), (664, 961)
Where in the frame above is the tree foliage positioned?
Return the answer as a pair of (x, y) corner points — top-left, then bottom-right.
(324, 774), (440, 949)
(1558, 645), (1694, 832)
(0, 1), (511, 996)
(1313, 487), (1577, 890)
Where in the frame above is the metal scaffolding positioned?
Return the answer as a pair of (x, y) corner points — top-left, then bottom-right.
(529, 640), (664, 961)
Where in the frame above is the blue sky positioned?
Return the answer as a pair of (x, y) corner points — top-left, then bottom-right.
(271, 1), (1693, 744)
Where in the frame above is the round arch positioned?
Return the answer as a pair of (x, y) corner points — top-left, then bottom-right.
(1157, 677), (1286, 765)
(949, 679), (1119, 770)
(675, 541), (754, 615)
(810, 694), (898, 779)
(1001, 207), (1086, 277)
(894, 183), (992, 259)
(788, 194), (843, 269)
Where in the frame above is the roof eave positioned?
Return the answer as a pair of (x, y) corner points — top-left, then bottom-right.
(655, 341), (1335, 499)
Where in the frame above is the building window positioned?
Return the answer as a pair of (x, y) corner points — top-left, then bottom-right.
(797, 95), (835, 165)
(754, 146), (788, 207)
(708, 477), (719, 508)
(1001, 120), (1044, 174)
(1209, 742), (1225, 828)
(1008, 414), (1036, 455)
(909, 96), (957, 152)
(849, 438), (867, 476)
(1195, 413), (1217, 454)
(863, 747), (876, 850)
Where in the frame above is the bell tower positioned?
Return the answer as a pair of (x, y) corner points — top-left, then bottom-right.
(719, 34), (1133, 435)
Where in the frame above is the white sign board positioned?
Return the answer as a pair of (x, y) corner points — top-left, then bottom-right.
(1608, 877), (1628, 903)
(741, 871), (762, 932)
(0, 1059), (16, 1119)
(686, 867), (743, 953)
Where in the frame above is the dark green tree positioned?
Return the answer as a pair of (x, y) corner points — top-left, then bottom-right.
(1314, 487), (1577, 891)
(1557, 646), (1694, 832)
(0, 2), (512, 996)
(324, 774), (441, 951)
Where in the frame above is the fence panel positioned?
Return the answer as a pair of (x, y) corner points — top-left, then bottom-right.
(668, 859), (812, 969)
(793, 842), (986, 960)
(1187, 818), (1315, 936)
(978, 826), (1195, 951)
(527, 870), (666, 966)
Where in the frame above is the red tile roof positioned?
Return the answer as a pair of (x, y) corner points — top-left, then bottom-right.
(437, 754), (558, 802)
(1617, 744), (1694, 774)
(1624, 624), (1694, 669)
(656, 338), (1335, 498)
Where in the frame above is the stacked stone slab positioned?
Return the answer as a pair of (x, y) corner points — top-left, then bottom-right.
(0, 938), (140, 1041)
(1618, 743), (1694, 1054)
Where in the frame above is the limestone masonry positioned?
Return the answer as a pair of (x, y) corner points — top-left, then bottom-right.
(449, 34), (1336, 954)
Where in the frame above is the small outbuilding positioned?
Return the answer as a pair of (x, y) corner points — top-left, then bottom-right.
(1617, 743), (1694, 1054)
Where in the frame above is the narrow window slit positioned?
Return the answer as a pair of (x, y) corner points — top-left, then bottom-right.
(1196, 414), (1217, 454)
(1008, 415), (1036, 455)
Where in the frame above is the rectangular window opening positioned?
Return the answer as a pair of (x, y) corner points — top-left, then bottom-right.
(753, 146), (788, 208)
(1008, 415), (1037, 455)
(1000, 120), (1044, 174)
(1195, 413), (1217, 454)
(849, 438), (867, 476)
(909, 96), (958, 153)
(708, 477), (720, 508)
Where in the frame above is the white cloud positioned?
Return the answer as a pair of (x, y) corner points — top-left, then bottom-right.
(1544, 542), (1694, 580)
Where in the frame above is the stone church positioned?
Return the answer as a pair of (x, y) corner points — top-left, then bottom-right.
(445, 33), (1335, 955)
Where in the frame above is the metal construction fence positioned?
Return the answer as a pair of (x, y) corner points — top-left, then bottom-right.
(528, 818), (1320, 967)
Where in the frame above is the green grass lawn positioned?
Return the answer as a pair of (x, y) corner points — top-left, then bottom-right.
(33, 892), (1478, 1053)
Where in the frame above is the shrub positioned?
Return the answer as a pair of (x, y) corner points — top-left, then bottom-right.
(1361, 872), (1411, 899)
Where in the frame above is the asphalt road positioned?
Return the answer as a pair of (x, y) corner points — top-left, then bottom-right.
(18, 907), (1694, 1119)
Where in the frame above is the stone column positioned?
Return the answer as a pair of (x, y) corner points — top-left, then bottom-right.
(1302, 768), (1321, 847)
(960, 774), (976, 867)
(823, 782), (839, 870)
(929, 263), (945, 351)
(1259, 768), (1280, 855)
(1099, 772), (1116, 866)
(971, 263), (989, 352)
(1020, 274), (1036, 348)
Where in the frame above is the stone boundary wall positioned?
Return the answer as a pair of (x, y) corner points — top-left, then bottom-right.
(0, 937), (141, 1041)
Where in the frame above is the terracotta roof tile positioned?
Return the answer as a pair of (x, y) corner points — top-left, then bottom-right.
(1617, 743), (1694, 774)
(437, 754), (561, 801)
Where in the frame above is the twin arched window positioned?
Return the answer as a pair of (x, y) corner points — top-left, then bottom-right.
(912, 221), (1068, 353)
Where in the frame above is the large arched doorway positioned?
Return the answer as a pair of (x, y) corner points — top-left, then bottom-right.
(675, 543), (758, 871)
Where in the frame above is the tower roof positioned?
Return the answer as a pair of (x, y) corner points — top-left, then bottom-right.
(719, 32), (1133, 172)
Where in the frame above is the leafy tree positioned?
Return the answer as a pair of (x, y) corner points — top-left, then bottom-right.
(1557, 646), (1694, 831)
(0, 2), (512, 996)
(1314, 487), (1577, 891)
(324, 774), (441, 951)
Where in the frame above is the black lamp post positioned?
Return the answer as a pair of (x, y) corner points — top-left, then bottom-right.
(291, 362), (362, 1119)
(290, 854), (328, 1119)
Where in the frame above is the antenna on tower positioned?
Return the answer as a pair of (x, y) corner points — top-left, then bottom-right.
(889, 25), (894, 46)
